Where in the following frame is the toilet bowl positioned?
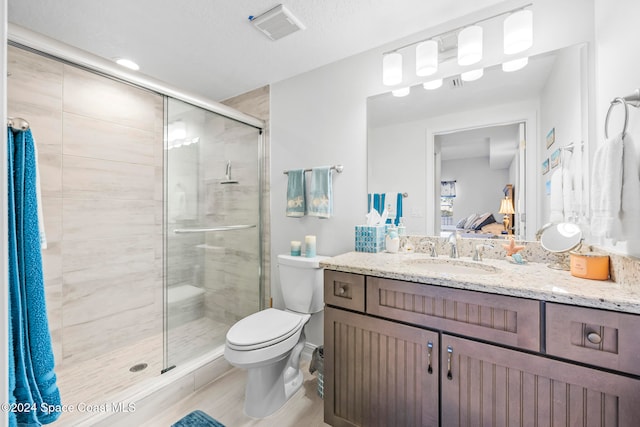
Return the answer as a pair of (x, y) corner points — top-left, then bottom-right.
(224, 254), (327, 418)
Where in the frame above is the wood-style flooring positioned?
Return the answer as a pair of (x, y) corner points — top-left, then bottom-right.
(141, 361), (329, 427)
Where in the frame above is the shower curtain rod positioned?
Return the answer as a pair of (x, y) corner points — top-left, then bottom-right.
(7, 117), (30, 131)
(7, 24), (264, 131)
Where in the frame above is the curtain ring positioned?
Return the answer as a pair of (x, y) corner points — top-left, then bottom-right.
(605, 97), (628, 139)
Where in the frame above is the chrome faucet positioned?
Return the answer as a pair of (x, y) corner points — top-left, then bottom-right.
(473, 244), (494, 262)
(447, 232), (458, 258)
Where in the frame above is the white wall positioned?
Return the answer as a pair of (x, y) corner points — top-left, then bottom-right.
(367, 121), (427, 234)
(271, 0), (595, 346)
(441, 157), (509, 224)
(594, 0), (640, 257)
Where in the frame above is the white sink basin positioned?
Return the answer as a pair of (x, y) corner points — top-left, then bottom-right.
(402, 258), (501, 275)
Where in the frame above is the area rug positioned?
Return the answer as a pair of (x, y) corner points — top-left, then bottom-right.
(171, 410), (226, 427)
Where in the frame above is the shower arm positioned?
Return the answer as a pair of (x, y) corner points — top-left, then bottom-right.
(173, 224), (257, 234)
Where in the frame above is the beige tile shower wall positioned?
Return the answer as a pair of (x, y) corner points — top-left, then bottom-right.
(222, 86), (271, 309)
(200, 114), (261, 324)
(7, 46), (164, 366)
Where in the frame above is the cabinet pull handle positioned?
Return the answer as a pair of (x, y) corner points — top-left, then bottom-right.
(587, 331), (602, 344)
(446, 346), (453, 380)
(427, 341), (433, 374)
(337, 286), (346, 295)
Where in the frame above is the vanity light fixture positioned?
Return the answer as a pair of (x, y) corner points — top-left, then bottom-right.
(392, 87), (411, 97)
(382, 52), (403, 86)
(115, 58), (140, 71)
(460, 68), (484, 82)
(423, 79), (443, 90)
(379, 3), (532, 85)
(416, 40), (438, 77)
(457, 25), (483, 66)
(502, 57), (529, 72)
(504, 9), (533, 55)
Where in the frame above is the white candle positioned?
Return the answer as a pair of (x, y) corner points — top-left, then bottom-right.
(305, 235), (316, 257)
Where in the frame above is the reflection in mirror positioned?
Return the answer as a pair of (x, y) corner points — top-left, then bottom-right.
(367, 43), (589, 241)
(436, 123), (522, 238)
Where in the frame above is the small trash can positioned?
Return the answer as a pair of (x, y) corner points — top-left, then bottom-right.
(309, 346), (324, 399)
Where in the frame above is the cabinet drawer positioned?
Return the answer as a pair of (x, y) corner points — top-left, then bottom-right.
(324, 271), (365, 312)
(546, 303), (640, 376)
(367, 277), (540, 351)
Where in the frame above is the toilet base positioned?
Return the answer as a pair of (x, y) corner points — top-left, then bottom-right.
(242, 332), (306, 418)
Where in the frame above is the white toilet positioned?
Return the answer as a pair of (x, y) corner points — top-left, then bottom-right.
(224, 254), (327, 418)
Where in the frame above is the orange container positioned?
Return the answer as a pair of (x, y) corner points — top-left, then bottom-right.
(569, 252), (610, 280)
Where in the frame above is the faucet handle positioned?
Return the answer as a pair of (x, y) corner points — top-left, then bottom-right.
(428, 241), (437, 257)
(473, 244), (494, 262)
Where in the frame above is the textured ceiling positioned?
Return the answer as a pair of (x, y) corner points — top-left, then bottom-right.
(8, 0), (506, 101)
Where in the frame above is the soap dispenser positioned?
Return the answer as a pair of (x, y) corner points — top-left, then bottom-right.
(385, 224), (400, 253)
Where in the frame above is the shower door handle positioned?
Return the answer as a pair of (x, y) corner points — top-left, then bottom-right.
(173, 224), (257, 234)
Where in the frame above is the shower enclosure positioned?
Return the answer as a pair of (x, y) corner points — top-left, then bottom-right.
(165, 98), (263, 368)
(6, 36), (264, 425)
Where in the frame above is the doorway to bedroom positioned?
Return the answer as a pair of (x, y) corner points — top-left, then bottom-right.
(434, 121), (525, 239)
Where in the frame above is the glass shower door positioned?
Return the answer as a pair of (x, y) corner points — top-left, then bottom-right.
(164, 98), (261, 368)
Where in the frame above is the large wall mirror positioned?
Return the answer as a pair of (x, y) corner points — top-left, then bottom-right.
(367, 43), (590, 241)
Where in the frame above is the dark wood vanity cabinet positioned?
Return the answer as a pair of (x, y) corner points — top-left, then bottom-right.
(324, 270), (640, 427)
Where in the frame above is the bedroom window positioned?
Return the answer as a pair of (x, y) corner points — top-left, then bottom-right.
(440, 180), (456, 227)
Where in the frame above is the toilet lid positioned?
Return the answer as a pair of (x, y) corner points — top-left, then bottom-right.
(226, 308), (305, 350)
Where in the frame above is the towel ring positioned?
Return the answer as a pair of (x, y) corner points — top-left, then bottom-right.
(604, 97), (628, 139)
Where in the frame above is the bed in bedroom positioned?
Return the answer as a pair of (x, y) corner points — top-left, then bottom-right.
(440, 212), (506, 238)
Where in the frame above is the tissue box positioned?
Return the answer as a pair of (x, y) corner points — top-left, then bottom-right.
(355, 225), (386, 253)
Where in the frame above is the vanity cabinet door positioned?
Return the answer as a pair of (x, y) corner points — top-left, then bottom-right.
(324, 307), (439, 427)
(441, 334), (640, 426)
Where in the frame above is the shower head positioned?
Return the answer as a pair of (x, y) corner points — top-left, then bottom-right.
(221, 160), (239, 184)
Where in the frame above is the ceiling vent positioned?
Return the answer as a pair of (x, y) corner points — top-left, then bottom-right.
(448, 76), (464, 89)
(250, 4), (306, 41)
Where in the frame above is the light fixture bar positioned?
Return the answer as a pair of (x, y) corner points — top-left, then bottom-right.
(382, 2), (533, 55)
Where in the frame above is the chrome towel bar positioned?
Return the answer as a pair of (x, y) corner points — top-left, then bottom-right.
(173, 224), (256, 234)
(283, 164), (343, 175)
(605, 88), (640, 138)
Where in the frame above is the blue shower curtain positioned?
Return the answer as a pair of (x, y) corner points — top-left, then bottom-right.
(7, 128), (61, 426)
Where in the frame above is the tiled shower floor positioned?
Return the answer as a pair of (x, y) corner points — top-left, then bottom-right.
(54, 317), (229, 425)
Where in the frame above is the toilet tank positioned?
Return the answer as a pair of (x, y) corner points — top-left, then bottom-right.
(277, 254), (328, 313)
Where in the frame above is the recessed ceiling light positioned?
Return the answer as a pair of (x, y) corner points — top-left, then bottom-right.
(115, 58), (140, 71)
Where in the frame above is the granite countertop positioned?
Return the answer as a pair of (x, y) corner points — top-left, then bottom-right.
(321, 251), (640, 315)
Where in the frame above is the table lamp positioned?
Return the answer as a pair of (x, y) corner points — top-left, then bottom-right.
(499, 197), (515, 233)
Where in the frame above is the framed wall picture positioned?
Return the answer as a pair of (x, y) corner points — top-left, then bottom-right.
(542, 158), (550, 175)
(546, 127), (555, 148)
(550, 148), (561, 168)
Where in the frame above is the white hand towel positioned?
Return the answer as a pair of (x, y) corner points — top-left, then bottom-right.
(590, 133), (624, 240)
(549, 151), (574, 223)
(549, 168), (564, 223)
